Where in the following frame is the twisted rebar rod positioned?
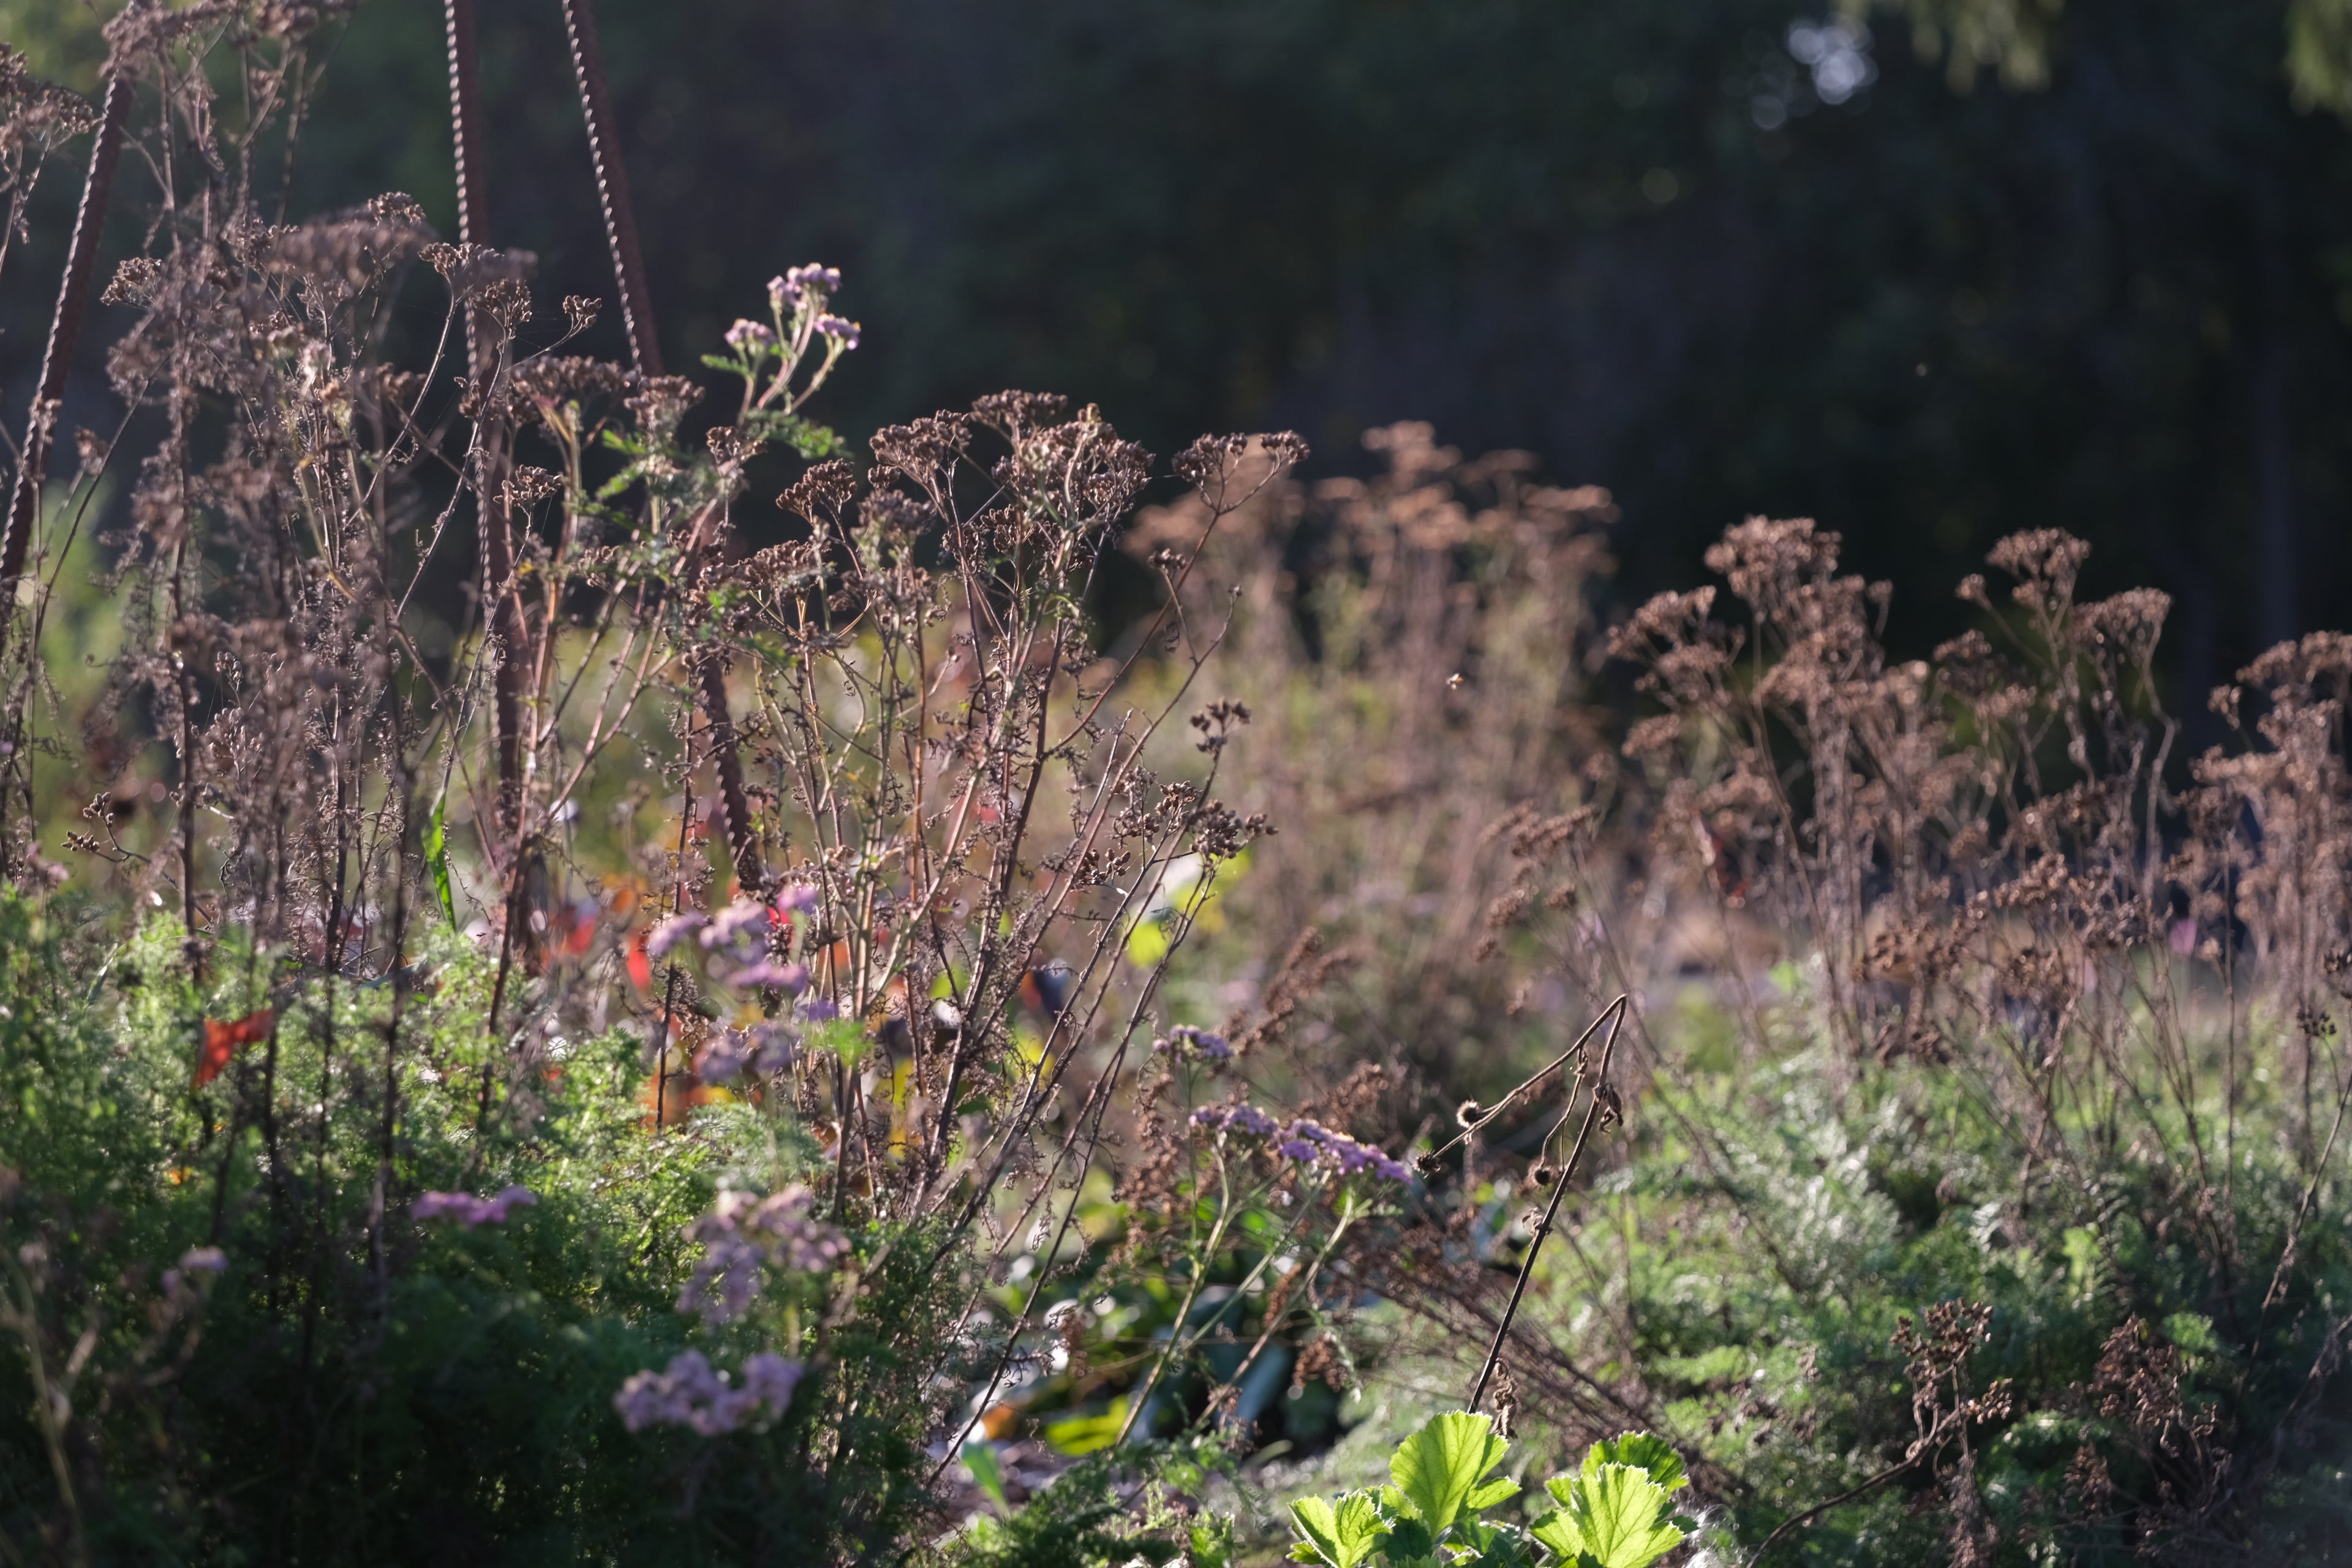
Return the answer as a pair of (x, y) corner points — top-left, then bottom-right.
(444, 0), (526, 836)
(1, 67), (128, 653)
(559, 0), (765, 896)
(0, 66), (129, 875)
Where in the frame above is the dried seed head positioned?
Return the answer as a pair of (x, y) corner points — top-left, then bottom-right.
(1455, 1099), (1483, 1129)
(1529, 1160), (1559, 1188)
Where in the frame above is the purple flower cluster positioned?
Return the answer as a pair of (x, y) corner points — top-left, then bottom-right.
(697, 1022), (798, 1084)
(160, 1245), (227, 1309)
(679, 1186), (849, 1324)
(647, 910), (707, 959)
(725, 318), (776, 350)
(1157, 1025), (1232, 1064)
(769, 265), (843, 311)
(614, 1349), (804, 1435)
(1187, 1106), (1412, 1182)
(814, 315), (860, 350)
(1191, 1103), (1279, 1137)
(415, 1186), (537, 1227)
(1280, 1120), (1415, 1182)
(702, 899), (771, 949)
(774, 881), (820, 914)
(725, 959), (809, 992)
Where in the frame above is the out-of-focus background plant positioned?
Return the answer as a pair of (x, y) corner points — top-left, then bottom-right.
(4, 2), (2352, 1565)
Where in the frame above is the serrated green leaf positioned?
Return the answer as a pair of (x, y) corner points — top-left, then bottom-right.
(1586, 1432), (1688, 1494)
(424, 798), (456, 930)
(1467, 1475), (1522, 1511)
(1390, 1411), (1512, 1536)
(1453, 1514), (1539, 1567)
(1288, 1491), (1384, 1568)
(1529, 1464), (1685, 1568)
(1379, 1515), (1435, 1559)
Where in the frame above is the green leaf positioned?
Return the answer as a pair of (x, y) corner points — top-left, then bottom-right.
(961, 1442), (1011, 1517)
(1379, 1515), (1435, 1560)
(1529, 1464), (1685, 1568)
(1468, 1475), (1523, 1511)
(1389, 1411), (1513, 1536)
(424, 798), (457, 930)
(809, 1016), (872, 1066)
(1586, 1432), (1688, 1494)
(1453, 1515), (1538, 1567)
(1288, 1491), (1385, 1568)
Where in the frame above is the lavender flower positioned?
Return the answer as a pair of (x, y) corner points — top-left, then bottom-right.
(774, 881), (820, 914)
(739, 1352), (805, 1411)
(701, 899), (771, 949)
(725, 959), (809, 992)
(744, 1186), (853, 1273)
(698, 1028), (755, 1084)
(1158, 1025), (1232, 1064)
(814, 315), (861, 350)
(725, 318), (776, 350)
(160, 1245), (228, 1305)
(614, 1349), (804, 1435)
(799, 997), (840, 1023)
(415, 1185), (538, 1227)
(678, 1231), (767, 1324)
(1271, 1121), (1412, 1183)
(677, 1185), (848, 1323)
(1190, 1103), (1278, 1138)
(780, 263), (842, 305)
(751, 1022), (799, 1075)
(647, 911), (707, 959)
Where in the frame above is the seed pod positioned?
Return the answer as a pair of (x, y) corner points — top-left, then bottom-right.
(1529, 1159), (1559, 1188)
(1455, 1099), (1483, 1129)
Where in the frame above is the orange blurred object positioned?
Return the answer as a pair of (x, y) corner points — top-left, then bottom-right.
(194, 1008), (273, 1088)
(979, 1403), (1019, 1440)
(626, 930), (653, 991)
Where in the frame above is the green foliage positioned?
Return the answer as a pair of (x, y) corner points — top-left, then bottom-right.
(1527, 1447), (1695, 1568)
(0, 893), (954, 1560)
(1387, 1410), (1519, 1537)
(1286, 1414), (1691, 1568)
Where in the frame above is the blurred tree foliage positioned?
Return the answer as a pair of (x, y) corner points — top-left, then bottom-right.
(7, 0), (2352, 721)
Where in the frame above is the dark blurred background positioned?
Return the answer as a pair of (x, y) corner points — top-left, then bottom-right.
(10, 0), (2352, 733)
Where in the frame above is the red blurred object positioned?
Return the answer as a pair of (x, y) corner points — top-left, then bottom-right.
(626, 929), (653, 991)
(194, 1009), (273, 1087)
(562, 901), (598, 957)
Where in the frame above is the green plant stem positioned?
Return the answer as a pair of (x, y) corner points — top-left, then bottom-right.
(1195, 1189), (1352, 1433)
(1115, 1150), (1241, 1447)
